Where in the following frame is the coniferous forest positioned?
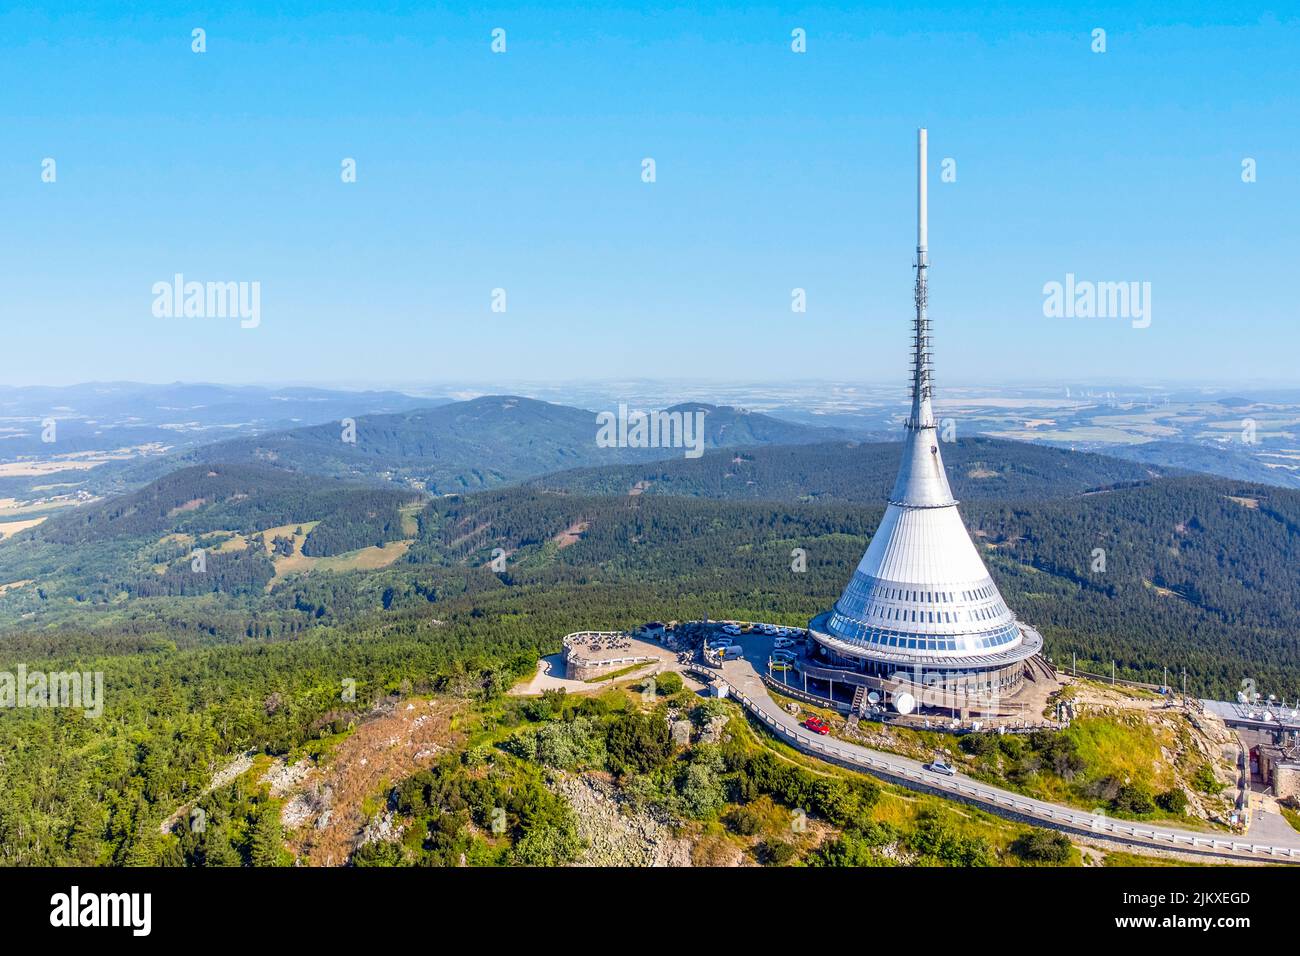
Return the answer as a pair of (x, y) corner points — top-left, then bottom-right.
(0, 438), (1298, 865)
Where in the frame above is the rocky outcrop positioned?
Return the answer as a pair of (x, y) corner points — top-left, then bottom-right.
(552, 774), (692, 867)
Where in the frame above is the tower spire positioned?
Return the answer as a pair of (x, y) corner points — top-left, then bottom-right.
(806, 127), (1043, 718)
(910, 127), (933, 430)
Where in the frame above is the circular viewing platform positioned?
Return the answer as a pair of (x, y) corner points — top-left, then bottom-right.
(805, 611), (1045, 713)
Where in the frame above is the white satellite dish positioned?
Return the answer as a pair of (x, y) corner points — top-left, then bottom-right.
(867, 691), (880, 705)
(893, 692), (916, 715)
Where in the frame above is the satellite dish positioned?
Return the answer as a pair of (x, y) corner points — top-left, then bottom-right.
(867, 691), (880, 705)
(893, 692), (916, 715)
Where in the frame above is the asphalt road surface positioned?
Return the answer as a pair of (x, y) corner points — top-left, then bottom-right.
(704, 645), (1300, 864)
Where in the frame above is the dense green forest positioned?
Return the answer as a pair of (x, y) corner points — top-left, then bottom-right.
(412, 478), (1300, 694)
(1, 438), (1297, 865)
(528, 437), (1164, 503)
(0, 464), (418, 619)
(113, 396), (854, 494)
(2, 448), (1297, 693)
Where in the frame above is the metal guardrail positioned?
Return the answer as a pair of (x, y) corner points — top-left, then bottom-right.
(709, 668), (1299, 863)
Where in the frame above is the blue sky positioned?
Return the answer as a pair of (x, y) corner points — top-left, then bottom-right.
(1, 1), (1296, 388)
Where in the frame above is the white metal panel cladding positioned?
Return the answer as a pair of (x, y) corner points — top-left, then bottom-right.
(851, 502), (1000, 586)
(888, 424), (956, 507)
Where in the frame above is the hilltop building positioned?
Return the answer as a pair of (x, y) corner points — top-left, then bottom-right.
(804, 129), (1047, 716)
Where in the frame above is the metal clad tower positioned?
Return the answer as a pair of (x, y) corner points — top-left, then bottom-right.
(807, 129), (1043, 710)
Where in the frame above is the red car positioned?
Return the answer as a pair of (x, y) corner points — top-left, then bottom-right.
(803, 716), (830, 735)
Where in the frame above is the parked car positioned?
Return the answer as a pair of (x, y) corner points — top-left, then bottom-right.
(711, 638), (733, 649)
(773, 637), (794, 649)
(721, 623), (742, 636)
(718, 645), (744, 661)
(803, 716), (830, 735)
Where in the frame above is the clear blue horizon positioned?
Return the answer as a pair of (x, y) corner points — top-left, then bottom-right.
(2, 2), (1296, 388)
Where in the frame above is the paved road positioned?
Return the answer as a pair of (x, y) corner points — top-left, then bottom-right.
(703, 653), (1300, 864)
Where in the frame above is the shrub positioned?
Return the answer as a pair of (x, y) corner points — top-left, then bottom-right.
(534, 716), (604, 771)
(959, 733), (998, 757)
(1010, 829), (1072, 864)
(809, 819), (901, 867)
(758, 840), (797, 866)
(1192, 764), (1223, 795)
(1112, 783), (1155, 815)
(605, 712), (673, 775)
(351, 840), (406, 867)
(1156, 788), (1188, 815)
(678, 762), (726, 819)
(724, 806), (763, 836)
(997, 734), (1025, 760)
(655, 671), (684, 695)
(905, 810), (993, 867)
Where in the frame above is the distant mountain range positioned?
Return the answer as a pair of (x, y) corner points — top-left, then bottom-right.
(114, 396), (863, 494)
(0, 382), (443, 459)
(1097, 440), (1300, 490)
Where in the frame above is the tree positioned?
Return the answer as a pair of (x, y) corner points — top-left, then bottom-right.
(201, 826), (243, 867)
(250, 807), (291, 867)
(605, 713), (672, 775)
(678, 762), (725, 819)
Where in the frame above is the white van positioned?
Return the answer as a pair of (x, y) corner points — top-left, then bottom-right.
(773, 637), (794, 649)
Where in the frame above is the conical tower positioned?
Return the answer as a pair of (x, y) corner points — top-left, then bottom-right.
(807, 129), (1041, 709)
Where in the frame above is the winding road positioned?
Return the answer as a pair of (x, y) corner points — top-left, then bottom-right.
(699, 653), (1300, 864)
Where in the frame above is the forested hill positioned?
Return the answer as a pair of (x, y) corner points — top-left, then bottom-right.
(1101, 439), (1300, 489)
(528, 437), (1166, 503)
(114, 396), (859, 494)
(415, 474), (1300, 694)
(0, 463), (421, 627)
(31, 463), (416, 546)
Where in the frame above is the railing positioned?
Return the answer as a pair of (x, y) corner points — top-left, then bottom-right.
(709, 668), (1299, 863)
